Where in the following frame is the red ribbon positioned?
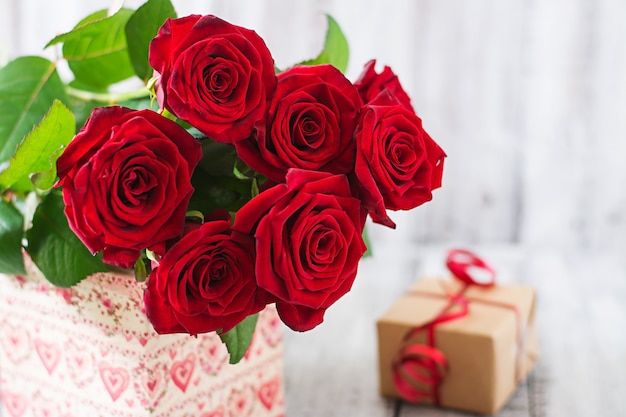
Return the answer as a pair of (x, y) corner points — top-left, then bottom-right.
(445, 248), (495, 287)
(391, 249), (522, 405)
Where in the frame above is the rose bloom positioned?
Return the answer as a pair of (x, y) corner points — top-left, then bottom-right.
(234, 169), (367, 331)
(144, 212), (268, 335)
(235, 64), (362, 182)
(149, 15), (277, 144)
(354, 59), (414, 111)
(56, 106), (202, 269)
(354, 91), (445, 228)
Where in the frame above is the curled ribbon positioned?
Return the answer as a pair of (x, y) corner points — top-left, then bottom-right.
(392, 249), (520, 405)
(445, 248), (495, 287)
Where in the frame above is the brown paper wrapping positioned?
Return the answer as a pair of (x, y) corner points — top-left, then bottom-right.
(377, 278), (537, 415)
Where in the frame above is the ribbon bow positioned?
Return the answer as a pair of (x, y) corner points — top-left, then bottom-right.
(391, 249), (497, 405)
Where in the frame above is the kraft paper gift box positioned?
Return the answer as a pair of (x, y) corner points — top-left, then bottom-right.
(0, 259), (285, 417)
(377, 278), (537, 415)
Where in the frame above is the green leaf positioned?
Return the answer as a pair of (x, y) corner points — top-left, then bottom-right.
(362, 224), (372, 258)
(134, 257), (148, 282)
(126, 0), (177, 82)
(251, 177), (260, 198)
(187, 138), (260, 212)
(117, 95), (160, 112)
(219, 314), (259, 364)
(196, 139), (238, 176)
(185, 210), (204, 223)
(299, 15), (349, 73)
(47, 9), (136, 89)
(0, 200), (25, 275)
(25, 192), (108, 287)
(65, 84), (153, 129)
(189, 173), (254, 214)
(0, 100), (75, 192)
(29, 148), (65, 191)
(0, 56), (68, 164)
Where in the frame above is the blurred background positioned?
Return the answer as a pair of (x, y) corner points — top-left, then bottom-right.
(1, 0), (625, 253)
(2, 2), (625, 415)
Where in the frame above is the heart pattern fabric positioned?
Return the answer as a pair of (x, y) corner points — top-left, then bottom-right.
(0, 266), (284, 417)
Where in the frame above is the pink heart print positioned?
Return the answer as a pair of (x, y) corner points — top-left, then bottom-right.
(65, 341), (95, 387)
(170, 352), (196, 392)
(34, 339), (61, 375)
(99, 362), (130, 402)
(228, 387), (253, 417)
(1, 391), (28, 417)
(258, 377), (281, 410)
(0, 323), (31, 363)
(133, 364), (169, 409)
(142, 370), (163, 399)
(199, 336), (228, 375)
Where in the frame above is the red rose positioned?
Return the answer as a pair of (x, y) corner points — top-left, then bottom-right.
(354, 91), (445, 228)
(56, 106), (202, 269)
(233, 169), (367, 331)
(144, 212), (268, 335)
(149, 15), (277, 144)
(235, 64), (362, 182)
(354, 59), (414, 111)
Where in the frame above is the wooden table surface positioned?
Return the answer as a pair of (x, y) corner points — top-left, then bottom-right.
(282, 243), (626, 416)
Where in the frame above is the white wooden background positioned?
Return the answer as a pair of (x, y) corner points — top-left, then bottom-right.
(2, 1), (626, 416)
(2, 0), (625, 253)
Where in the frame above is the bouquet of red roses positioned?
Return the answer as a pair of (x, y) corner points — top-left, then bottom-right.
(0, 0), (444, 360)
